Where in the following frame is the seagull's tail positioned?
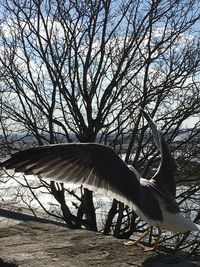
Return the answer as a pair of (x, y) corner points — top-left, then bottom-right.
(177, 220), (200, 232)
(161, 211), (200, 233)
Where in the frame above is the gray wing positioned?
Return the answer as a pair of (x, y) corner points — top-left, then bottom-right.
(141, 110), (177, 197)
(1, 143), (141, 208)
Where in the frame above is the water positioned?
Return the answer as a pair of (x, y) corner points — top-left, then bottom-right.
(0, 172), (199, 231)
(0, 173), (113, 228)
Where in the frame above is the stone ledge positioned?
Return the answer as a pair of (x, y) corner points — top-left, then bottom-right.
(0, 221), (199, 267)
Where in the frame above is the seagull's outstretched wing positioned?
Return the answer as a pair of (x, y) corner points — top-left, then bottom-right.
(0, 143), (141, 208)
(141, 110), (177, 197)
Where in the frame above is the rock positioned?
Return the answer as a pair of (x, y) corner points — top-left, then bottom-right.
(0, 221), (199, 267)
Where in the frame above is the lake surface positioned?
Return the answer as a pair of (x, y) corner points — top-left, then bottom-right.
(0, 172), (199, 232)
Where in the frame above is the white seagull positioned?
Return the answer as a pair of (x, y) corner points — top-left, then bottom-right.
(1, 110), (199, 251)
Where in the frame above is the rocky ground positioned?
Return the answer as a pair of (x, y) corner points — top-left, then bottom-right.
(0, 220), (199, 267)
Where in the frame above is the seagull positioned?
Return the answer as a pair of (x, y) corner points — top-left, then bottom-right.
(0, 110), (199, 251)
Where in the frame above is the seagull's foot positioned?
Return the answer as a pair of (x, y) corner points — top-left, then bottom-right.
(124, 228), (151, 247)
(143, 246), (157, 252)
(124, 241), (158, 252)
(124, 240), (138, 246)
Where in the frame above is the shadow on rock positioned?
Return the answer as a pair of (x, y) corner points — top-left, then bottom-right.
(142, 253), (200, 267)
(0, 258), (18, 267)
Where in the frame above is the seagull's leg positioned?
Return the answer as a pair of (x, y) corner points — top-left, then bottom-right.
(124, 227), (150, 246)
(143, 226), (162, 252)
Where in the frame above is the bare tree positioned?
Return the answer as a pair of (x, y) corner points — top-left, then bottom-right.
(0, 0), (200, 254)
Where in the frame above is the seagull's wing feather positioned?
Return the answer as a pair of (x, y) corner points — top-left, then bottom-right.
(142, 110), (177, 197)
(1, 143), (141, 208)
